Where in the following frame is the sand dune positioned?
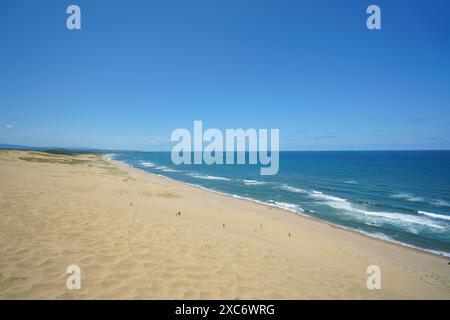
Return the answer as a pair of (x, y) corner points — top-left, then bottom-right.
(0, 150), (449, 299)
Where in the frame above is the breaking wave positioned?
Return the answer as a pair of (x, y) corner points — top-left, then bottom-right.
(418, 211), (450, 221)
(186, 173), (231, 181)
(242, 179), (266, 186)
(279, 184), (308, 194)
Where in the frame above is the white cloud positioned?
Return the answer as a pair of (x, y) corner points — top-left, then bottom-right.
(4, 124), (13, 129)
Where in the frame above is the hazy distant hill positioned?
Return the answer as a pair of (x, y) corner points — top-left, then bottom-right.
(0, 143), (122, 154)
(0, 143), (45, 150)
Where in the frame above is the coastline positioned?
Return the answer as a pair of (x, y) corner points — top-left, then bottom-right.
(106, 154), (450, 260)
(0, 150), (449, 299)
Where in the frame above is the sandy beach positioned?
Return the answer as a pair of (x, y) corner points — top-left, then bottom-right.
(0, 150), (449, 299)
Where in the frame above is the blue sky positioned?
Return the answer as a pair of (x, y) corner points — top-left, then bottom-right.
(0, 0), (449, 151)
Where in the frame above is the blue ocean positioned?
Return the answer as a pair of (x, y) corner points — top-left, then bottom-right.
(112, 151), (450, 257)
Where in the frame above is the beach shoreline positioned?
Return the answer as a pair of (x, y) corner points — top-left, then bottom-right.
(106, 154), (449, 260)
(0, 150), (449, 299)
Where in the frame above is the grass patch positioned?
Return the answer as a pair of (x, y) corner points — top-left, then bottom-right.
(18, 156), (89, 165)
(156, 190), (181, 199)
(43, 149), (102, 156)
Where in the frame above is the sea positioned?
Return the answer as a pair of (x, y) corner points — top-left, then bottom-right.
(111, 151), (450, 257)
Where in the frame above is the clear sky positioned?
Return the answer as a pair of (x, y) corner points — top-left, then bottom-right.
(0, 0), (449, 151)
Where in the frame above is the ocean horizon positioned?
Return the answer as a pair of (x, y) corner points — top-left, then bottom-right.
(112, 150), (450, 257)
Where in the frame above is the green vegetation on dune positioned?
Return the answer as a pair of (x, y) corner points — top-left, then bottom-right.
(18, 156), (90, 165)
(43, 149), (103, 156)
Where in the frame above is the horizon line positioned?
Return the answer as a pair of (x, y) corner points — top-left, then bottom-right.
(1, 143), (450, 153)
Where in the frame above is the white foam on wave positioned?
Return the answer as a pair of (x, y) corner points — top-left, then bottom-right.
(392, 193), (450, 208)
(311, 191), (446, 231)
(242, 179), (266, 186)
(139, 161), (156, 168)
(106, 153), (116, 161)
(350, 230), (450, 258)
(418, 211), (450, 221)
(186, 173), (231, 181)
(344, 180), (359, 185)
(390, 193), (424, 202)
(161, 168), (180, 172)
(310, 190), (347, 202)
(266, 200), (305, 213)
(140, 162), (181, 172)
(431, 199), (450, 208)
(242, 179), (265, 186)
(279, 184), (308, 194)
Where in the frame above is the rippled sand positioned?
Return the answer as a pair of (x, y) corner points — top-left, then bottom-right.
(0, 150), (449, 299)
